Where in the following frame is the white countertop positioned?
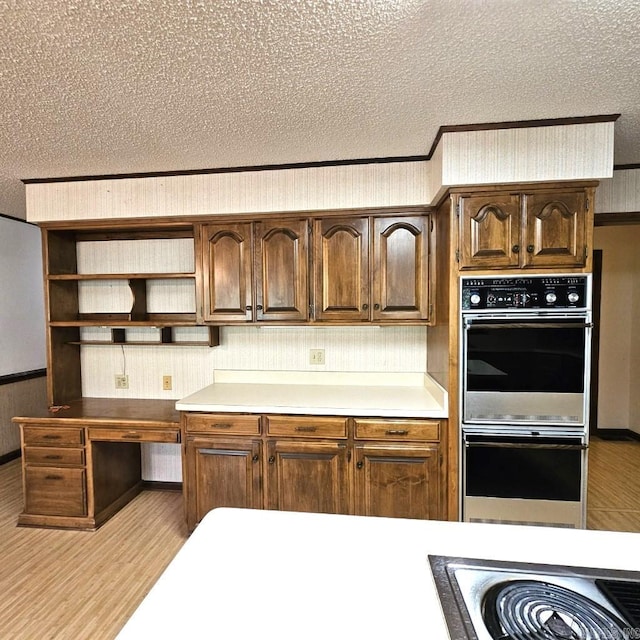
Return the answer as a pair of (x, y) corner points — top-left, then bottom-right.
(176, 370), (448, 418)
(116, 508), (640, 640)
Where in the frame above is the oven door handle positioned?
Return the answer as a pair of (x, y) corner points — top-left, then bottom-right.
(464, 321), (592, 330)
(465, 441), (587, 450)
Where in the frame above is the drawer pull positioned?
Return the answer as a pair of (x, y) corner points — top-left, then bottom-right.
(294, 426), (317, 433)
(45, 474), (63, 480)
(124, 433), (141, 439)
(252, 454), (259, 462)
(386, 429), (409, 436)
(42, 434), (61, 440)
(44, 454), (62, 460)
(212, 423), (232, 429)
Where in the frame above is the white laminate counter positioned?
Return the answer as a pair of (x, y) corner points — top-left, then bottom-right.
(116, 508), (640, 639)
(175, 370), (447, 418)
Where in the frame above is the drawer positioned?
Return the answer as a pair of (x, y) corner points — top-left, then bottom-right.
(24, 447), (85, 466)
(354, 419), (440, 442)
(265, 415), (347, 438)
(88, 428), (180, 443)
(23, 426), (84, 447)
(24, 467), (87, 517)
(185, 414), (261, 436)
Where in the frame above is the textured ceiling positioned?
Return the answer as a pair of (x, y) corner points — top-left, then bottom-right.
(1, 0), (639, 185)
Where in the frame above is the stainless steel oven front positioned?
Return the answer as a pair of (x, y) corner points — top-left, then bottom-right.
(460, 275), (592, 527)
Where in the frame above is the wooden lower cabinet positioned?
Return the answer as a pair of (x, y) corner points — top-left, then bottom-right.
(185, 437), (262, 531)
(353, 443), (440, 519)
(24, 466), (87, 517)
(184, 413), (446, 531)
(265, 440), (350, 514)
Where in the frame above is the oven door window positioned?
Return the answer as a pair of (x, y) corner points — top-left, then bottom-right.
(465, 436), (583, 502)
(464, 319), (586, 394)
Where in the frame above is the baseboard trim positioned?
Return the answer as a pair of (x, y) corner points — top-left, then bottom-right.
(141, 480), (182, 492)
(0, 450), (21, 465)
(594, 428), (640, 442)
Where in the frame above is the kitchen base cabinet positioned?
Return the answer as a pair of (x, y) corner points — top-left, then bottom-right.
(353, 443), (441, 520)
(185, 437), (262, 532)
(182, 412), (446, 531)
(265, 440), (350, 514)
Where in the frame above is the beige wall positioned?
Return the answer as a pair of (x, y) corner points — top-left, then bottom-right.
(594, 225), (640, 433)
(0, 176), (26, 220)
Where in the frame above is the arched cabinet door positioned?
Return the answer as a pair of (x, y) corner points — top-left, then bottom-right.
(372, 216), (431, 321)
(458, 193), (521, 270)
(202, 222), (253, 322)
(313, 217), (369, 322)
(254, 219), (310, 322)
(522, 189), (587, 268)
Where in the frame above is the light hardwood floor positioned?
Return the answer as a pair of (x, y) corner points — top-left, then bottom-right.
(0, 459), (187, 640)
(0, 437), (639, 638)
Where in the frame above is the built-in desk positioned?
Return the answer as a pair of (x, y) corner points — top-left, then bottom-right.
(13, 398), (180, 530)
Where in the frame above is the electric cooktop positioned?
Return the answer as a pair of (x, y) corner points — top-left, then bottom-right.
(429, 556), (640, 640)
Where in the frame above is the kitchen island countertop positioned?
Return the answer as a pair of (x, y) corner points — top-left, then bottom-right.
(175, 370), (447, 418)
(116, 508), (640, 639)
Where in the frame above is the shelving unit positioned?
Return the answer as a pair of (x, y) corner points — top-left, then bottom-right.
(42, 221), (218, 405)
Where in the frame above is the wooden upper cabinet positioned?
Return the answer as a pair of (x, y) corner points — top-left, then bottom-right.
(458, 193), (521, 269)
(202, 222), (253, 322)
(458, 185), (593, 271)
(313, 217), (369, 321)
(522, 189), (587, 268)
(254, 219), (310, 322)
(372, 216), (430, 321)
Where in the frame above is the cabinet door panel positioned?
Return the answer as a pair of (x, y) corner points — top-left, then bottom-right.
(522, 190), (587, 268)
(187, 438), (262, 529)
(255, 220), (309, 322)
(354, 444), (441, 520)
(313, 217), (369, 321)
(459, 193), (521, 269)
(372, 216), (430, 320)
(202, 223), (253, 322)
(266, 440), (349, 514)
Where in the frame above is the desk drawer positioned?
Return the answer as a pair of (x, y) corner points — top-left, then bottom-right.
(265, 415), (347, 438)
(88, 428), (180, 443)
(24, 467), (87, 517)
(24, 447), (85, 466)
(185, 414), (261, 436)
(23, 426), (84, 447)
(354, 419), (440, 441)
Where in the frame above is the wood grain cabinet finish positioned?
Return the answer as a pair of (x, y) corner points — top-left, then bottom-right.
(458, 186), (594, 271)
(183, 413), (445, 531)
(372, 216), (431, 320)
(201, 218), (309, 323)
(265, 439), (350, 515)
(185, 437), (262, 531)
(313, 214), (432, 322)
(353, 443), (441, 520)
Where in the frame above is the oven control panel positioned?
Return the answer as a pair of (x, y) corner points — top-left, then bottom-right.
(461, 275), (590, 310)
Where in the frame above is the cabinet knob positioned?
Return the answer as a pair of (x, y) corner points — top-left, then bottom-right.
(256, 304), (263, 311)
(374, 303), (380, 310)
(268, 455), (275, 464)
(252, 454), (259, 462)
(512, 244), (520, 254)
(245, 305), (252, 311)
(526, 244), (534, 253)
(356, 461), (364, 469)
(362, 303), (369, 310)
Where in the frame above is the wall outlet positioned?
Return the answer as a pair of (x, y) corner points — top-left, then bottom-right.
(162, 375), (172, 391)
(309, 349), (325, 365)
(115, 374), (129, 389)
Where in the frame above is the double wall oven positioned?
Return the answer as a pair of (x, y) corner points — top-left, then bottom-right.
(460, 275), (592, 528)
